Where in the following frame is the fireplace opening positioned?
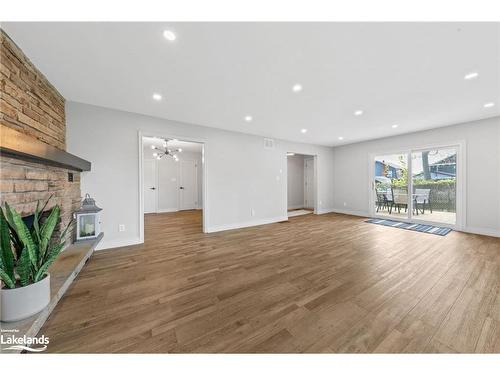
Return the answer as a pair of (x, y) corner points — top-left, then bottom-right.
(19, 207), (75, 246)
(21, 209), (54, 231)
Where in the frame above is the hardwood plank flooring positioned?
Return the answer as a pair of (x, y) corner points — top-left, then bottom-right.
(38, 210), (500, 353)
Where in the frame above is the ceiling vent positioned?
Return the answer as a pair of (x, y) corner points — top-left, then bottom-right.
(263, 138), (275, 149)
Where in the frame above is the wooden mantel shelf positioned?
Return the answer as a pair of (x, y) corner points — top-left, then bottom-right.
(0, 124), (91, 171)
(0, 233), (103, 354)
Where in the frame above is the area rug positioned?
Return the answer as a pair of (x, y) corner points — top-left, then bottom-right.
(365, 218), (452, 236)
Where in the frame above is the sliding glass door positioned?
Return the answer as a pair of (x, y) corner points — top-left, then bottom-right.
(410, 148), (457, 225)
(372, 144), (460, 227)
(373, 153), (410, 221)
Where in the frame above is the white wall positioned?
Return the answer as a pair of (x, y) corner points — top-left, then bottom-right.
(331, 116), (500, 236)
(287, 154), (304, 209)
(66, 102), (335, 249)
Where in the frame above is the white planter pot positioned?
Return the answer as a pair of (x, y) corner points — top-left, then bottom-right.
(1, 274), (50, 322)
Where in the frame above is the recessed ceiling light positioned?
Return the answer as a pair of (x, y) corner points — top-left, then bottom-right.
(483, 102), (495, 108)
(163, 30), (177, 41)
(292, 84), (303, 93)
(152, 93), (162, 101)
(354, 110), (363, 116)
(464, 72), (479, 80)
(338, 136), (344, 140)
(392, 124), (399, 128)
(301, 128), (308, 134)
(244, 115), (253, 122)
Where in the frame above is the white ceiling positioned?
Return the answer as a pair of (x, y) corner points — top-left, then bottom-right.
(142, 137), (202, 153)
(2, 22), (499, 146)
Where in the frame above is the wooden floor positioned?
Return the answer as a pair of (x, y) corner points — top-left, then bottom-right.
(39, 210), (500, 353)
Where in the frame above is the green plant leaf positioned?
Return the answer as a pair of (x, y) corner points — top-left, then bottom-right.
(39, 206), (60, 263)
(0, 268), (16, 289)
(0, 207), (15, 281)
(34, 242), (64, 282)
(16, 247), (32, 286)
(2, 200), (65, 288)
(32, 200), (42, 245)
(4, 202), (23, 259)
(8, 206), (38, 270)
(39, 195), (53, 218)
(32, 195), (54, 247)
(58, 219), (73, 245)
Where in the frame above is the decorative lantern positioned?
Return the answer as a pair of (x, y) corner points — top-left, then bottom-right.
(74, 193), (102, 241)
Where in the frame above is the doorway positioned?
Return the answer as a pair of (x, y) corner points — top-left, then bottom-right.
(286, 152), (316, 217)
(140, 134), (206, 238)
(369, 142), (465, 229)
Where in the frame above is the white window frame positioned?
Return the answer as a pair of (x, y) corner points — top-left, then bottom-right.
(368, 140), (466, 230)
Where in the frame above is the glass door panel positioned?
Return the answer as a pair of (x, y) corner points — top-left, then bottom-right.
(410, 148), (457, 225)
(374, 153), (409, 220)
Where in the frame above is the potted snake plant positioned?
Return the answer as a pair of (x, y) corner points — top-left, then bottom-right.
(0, 198), (71, 322)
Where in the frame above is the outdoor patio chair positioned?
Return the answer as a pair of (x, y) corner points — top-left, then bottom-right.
(392, 188), (409, 214)
(414, 188), (432, 214)
(376, 191), (393, 213)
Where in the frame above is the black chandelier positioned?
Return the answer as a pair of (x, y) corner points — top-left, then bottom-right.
(151, 138), (182, 161)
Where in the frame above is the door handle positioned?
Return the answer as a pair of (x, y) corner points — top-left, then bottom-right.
(179, 186), (184, 190)
(150, 187), (156, 190)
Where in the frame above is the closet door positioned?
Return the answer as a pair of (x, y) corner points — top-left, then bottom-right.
(179, 160), (198, 210)
(158, 157), (179, 212)
(143, 159), (157, 213)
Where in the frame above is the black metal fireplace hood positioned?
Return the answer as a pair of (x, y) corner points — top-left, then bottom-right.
(0, 124), (91, 172)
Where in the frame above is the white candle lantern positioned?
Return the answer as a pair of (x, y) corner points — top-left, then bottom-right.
(74, 193), (102, 241)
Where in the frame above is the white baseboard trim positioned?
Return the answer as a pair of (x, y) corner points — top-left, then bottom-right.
(316, 208), (334, 214)
(157, 208), (179, 213)
(329, 208), (370, 218)
(96, 237), (143, 251)
(288, 204), (304, 210)
(206, 216), (289, 233)
(461, 226), (500, 238)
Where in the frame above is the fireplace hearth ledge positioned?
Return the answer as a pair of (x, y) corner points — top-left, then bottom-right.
(0, 232), (103, 354)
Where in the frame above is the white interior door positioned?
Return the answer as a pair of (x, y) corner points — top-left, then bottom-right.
(304, 158), (314, 209)
(158, 157), (179, 212)
(143, 159), (157, 213)
(179, 159), (198, 210)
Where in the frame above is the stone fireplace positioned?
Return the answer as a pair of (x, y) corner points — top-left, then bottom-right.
(0, 156), (82, 239)
(1, 30), (89, 241)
